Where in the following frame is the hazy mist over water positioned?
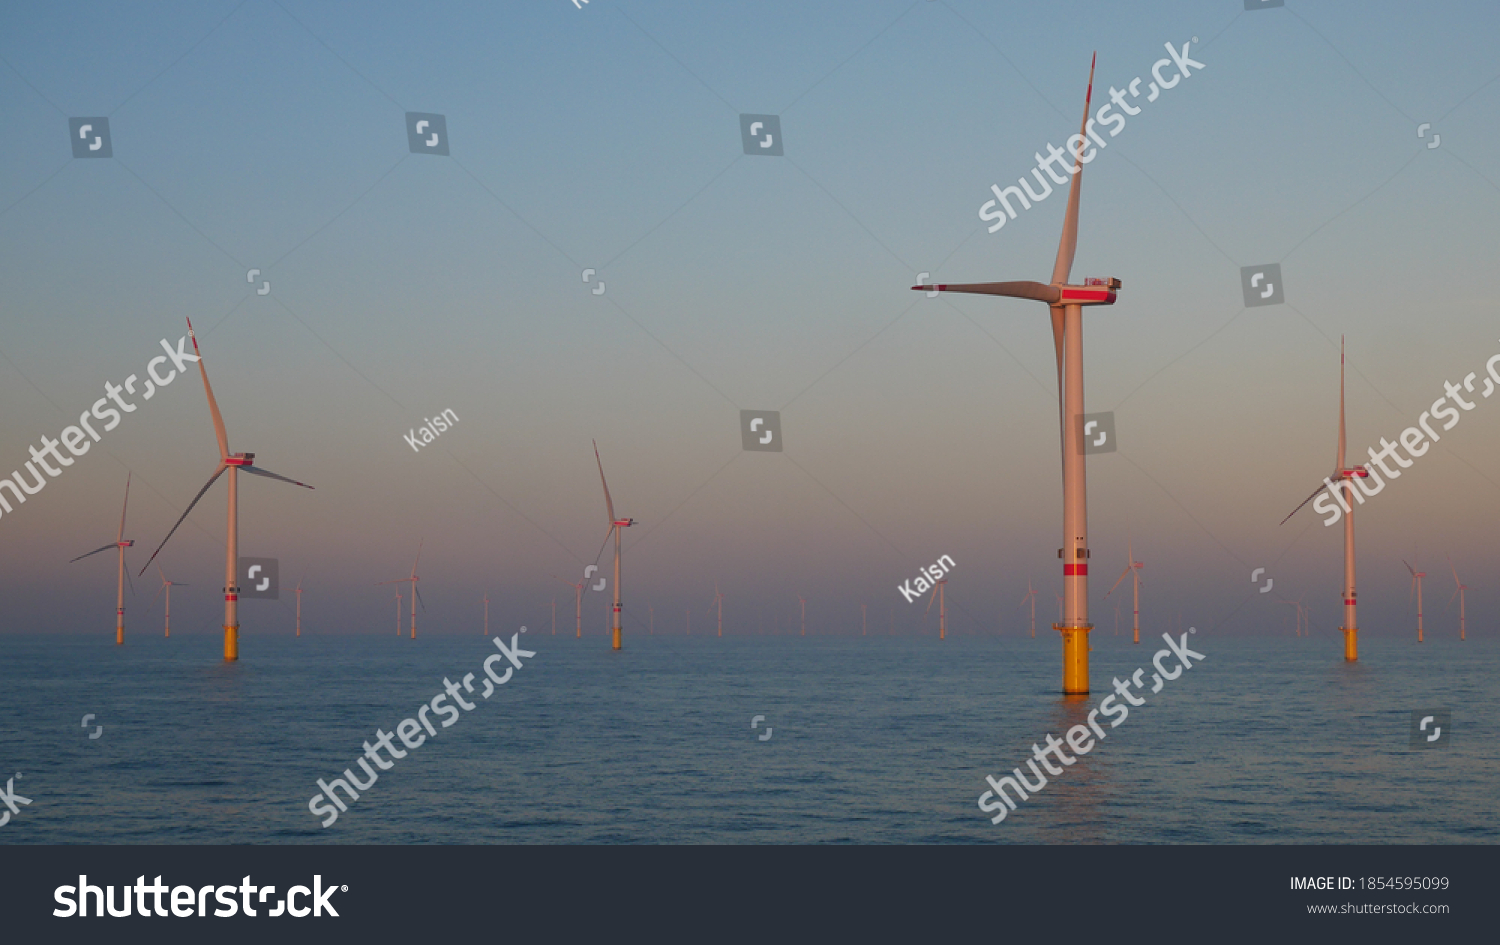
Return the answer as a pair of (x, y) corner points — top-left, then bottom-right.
(1, 632), (1493, 844)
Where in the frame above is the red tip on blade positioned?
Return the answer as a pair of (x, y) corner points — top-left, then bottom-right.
(186, 316), (202, 354)
(910, 285), (944, 291)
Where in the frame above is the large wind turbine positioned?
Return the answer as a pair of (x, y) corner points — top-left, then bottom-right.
(925, 578), (948, 640)
(150, 564), (187, 638)
(1020, 579), (1039, 639)
(70, 473), (135, 645)
(1405, 558), (1426, 643)
(913, 55), (1118, 694)
(1106, 541), (1144, 644)
(1281, 339), (1368, 662)
(1447, 554), (1467, 641)
(593, 440), (635, 651)
(139, 318), (315, 661)
(378, 541), (424, 639)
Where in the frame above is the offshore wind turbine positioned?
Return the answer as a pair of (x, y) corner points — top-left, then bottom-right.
(556, 576), (583, 638)
(1105, 541), (1145, 644)
(796, 595), (807, 636)
(925, 578), (948, 640)
(1447, 554), (1467, 641)
(378, 541), (424, 640)
(139, 318), (315, 661)
(70, 473), (135, 645)
(1405, 558), (1426, 643)
(1276, 594), (1305, 638)
(150, 564), (187, 638)
(862, 603), (867, 637)
(1281, 339), (1368, 662)
(393, 591), (402, 636)
(913, 55), (1119, 694)
(294, 576), (304, 637)
(1020, 579), (1039, 639)
(483, 591), (489, 637)
(593, 440), (635, 651)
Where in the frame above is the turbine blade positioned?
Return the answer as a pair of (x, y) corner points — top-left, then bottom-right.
(186, 318), (230, 461)
(415, 585), (426, 611)
(910, 281), (1062, 303)
(69, 543), (118, 564)
(124, 562), (137, 598)
(117, 471), (131, 543)
(1448, 553), (1460, 586)
(413, 538), (423, 577)
(1403, 559), (1415, 577)
(925, 584), (938, 616)
(149, 582), (166, 608)
(139, 463), (227, 576)
(240, 465), (314, 489)
(1279, 482), (1326, 526)
(1051, 52), (1095, 286)
(1106, 566), (1131, 598)
(593, 439), (615, 524)
(1337, 337), (1346, 472)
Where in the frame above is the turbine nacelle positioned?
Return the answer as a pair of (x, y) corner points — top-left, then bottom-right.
(226, 453), (255, 467)
(909, 279), (1121, 307)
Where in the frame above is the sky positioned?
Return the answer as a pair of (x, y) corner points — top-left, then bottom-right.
(2, 0), (1498, 641)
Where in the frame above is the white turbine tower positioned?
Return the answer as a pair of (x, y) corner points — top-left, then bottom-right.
(378, 541), (424, 639)
(150, 564), (187, 638)
(914, 55), (1119, 693)
(1020, 579), (1039, 639)
(1404, 558), (1426, 643)
(1447, 554), (1467, 641)
(1105, 541), (1144, 644)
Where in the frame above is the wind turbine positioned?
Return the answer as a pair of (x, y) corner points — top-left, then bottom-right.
(393, 590), (402, 636)
(1105, 542), (1144, 644)
(149, 564), (187, 638)
(138, 318), (314, 661)
(593, 440), (635, 651)
(862, 603), (867, 637)
(925, 578), (948, 640)
(1448, 554), (1467, 641)
(796, 595), (807, 636)
(649, 603), (654, 635)
(1404, 558), (1426, 643)
(556, 576), (584, 637)
(1276, 594), (1305, 638)
(914, 55), (1118, 694)
(378, 541), (424, 639)
(1281, 339), (1368, 662)
(1020, 580), (1039, 639)
(711, 582), (724, 637)
(294, 576), (304, 637)
(483, 591), (489, 637)
(70, 473), (135, 645)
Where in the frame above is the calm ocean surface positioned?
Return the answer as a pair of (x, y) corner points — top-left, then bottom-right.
(0, 630), (1493, 844)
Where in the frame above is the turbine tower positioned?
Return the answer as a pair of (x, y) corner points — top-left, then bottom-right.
(556, 576), (583, 637)
(139, 318), (315, 661)
(378, 541), (424, 639)
(483, 592), (489, 637)
(913, 55), (1118, 694)
(1106, 541), (1144, 644)
(862, 603), (867, 637)
(1405, 558), (1426, 643)
(393, 591), (402, 636)
(150, 564), (187, 638)
(797, 595), (807, 636)
(70, 473), (135, 645)
(1448, 555), (1467, 641)
(1282, 339), (1367, 662)
(925, 578), (948, 640)
(295, 576), (304, 637)
(1020, 579), (1039, 639)
(593, 440), (635, 651)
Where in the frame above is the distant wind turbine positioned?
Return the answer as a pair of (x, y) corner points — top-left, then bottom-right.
(796, 595), (807, 636)
(483, 591), (489, 637)
(925, 578), (948, 640)
(295, 576), (304, 637)
(70, 473), (135, 645)
(1404, 558), (1426, 643)
(1020, 579), (1039, 639)
(556, 576), (583, 638)
(393, 591), (402, 636)
(711, 582), (724, 637)
(593, 440), (635, 651)
(914, 54), (1120, 693)
(1447, 554), (1467, 641)
(150, 564), (187, 638)
(138, 318), (315, 661)
(1105, 541), (1144, 644)
(1276, 594), (1305, 638)
(1282, 338), (1367, 662)
(378, 541), (424, 639)
(862, 603), (867, 637)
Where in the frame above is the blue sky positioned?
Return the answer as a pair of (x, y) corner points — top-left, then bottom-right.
(2, 0), (1498, 640)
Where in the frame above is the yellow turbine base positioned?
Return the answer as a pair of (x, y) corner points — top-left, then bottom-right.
(612, 627), (622, 651)
(225, 626), (238, 662)
(116, 627), (123, 645)
(1055, 624), (1092, 694)
(1341, 627), (1357, 662)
